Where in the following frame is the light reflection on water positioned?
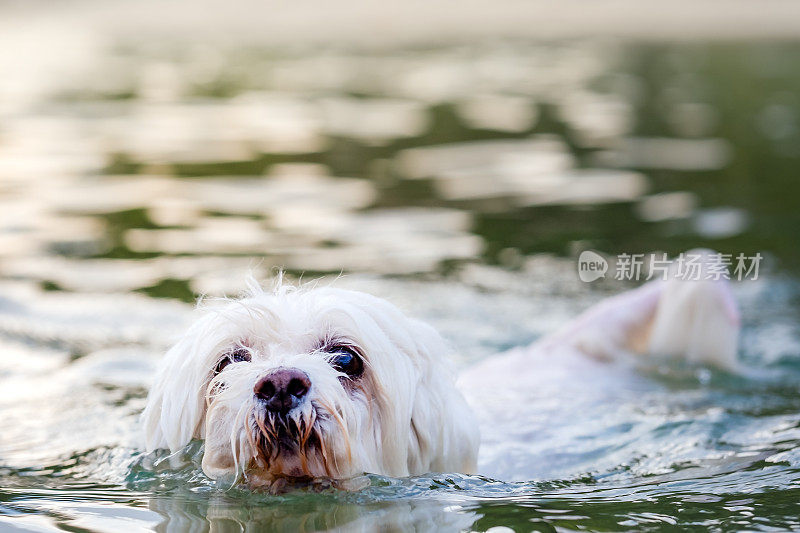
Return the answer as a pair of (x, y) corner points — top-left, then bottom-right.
(1, 20), (800, 532)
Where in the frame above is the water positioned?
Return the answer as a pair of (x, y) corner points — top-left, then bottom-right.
(2, 17), (800, 530)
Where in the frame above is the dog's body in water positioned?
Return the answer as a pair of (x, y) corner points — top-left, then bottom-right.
(142, 255), (739, 491)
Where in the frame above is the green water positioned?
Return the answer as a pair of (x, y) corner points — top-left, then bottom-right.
(1, 39), (800, 531)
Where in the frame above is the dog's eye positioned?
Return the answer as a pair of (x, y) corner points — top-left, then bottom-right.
(214, 348), (251, 374)
(326, 345), (364, 378)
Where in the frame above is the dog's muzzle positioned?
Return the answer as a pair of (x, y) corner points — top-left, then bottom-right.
(253, 368), (311, 415)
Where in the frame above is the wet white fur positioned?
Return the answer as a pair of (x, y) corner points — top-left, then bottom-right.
(141, 279), (479, 483)
(531, 251), (740, 370)
(143, 254), (740, 484)
(539, 275), (739, 370)
(647, 274), (739, 369)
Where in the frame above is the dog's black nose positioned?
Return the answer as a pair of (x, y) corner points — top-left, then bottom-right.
(254, 368), (311, 414)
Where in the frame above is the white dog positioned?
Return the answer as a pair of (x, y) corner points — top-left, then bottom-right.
(142, 277), (480, 488)
(142, 260), (739, 489)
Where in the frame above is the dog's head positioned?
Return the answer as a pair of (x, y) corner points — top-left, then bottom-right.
(142, 280), (479, 486)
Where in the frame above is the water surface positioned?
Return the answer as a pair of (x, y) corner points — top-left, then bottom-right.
(1, 34), (800, 531)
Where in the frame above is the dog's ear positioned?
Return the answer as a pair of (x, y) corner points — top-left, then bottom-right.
(141, 332), (209, 452)
(344, 291), (480, 476)
(404, 320), (480, 475)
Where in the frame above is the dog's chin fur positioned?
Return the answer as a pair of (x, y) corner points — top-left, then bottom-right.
(142, 278), (480, 487)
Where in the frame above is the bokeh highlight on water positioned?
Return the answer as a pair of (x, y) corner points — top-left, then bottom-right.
(2, 3), (800, 531)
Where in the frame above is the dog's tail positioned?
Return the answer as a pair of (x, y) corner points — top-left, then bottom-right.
(547, 250), (740, 369)
(645, 253), (740, 369)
